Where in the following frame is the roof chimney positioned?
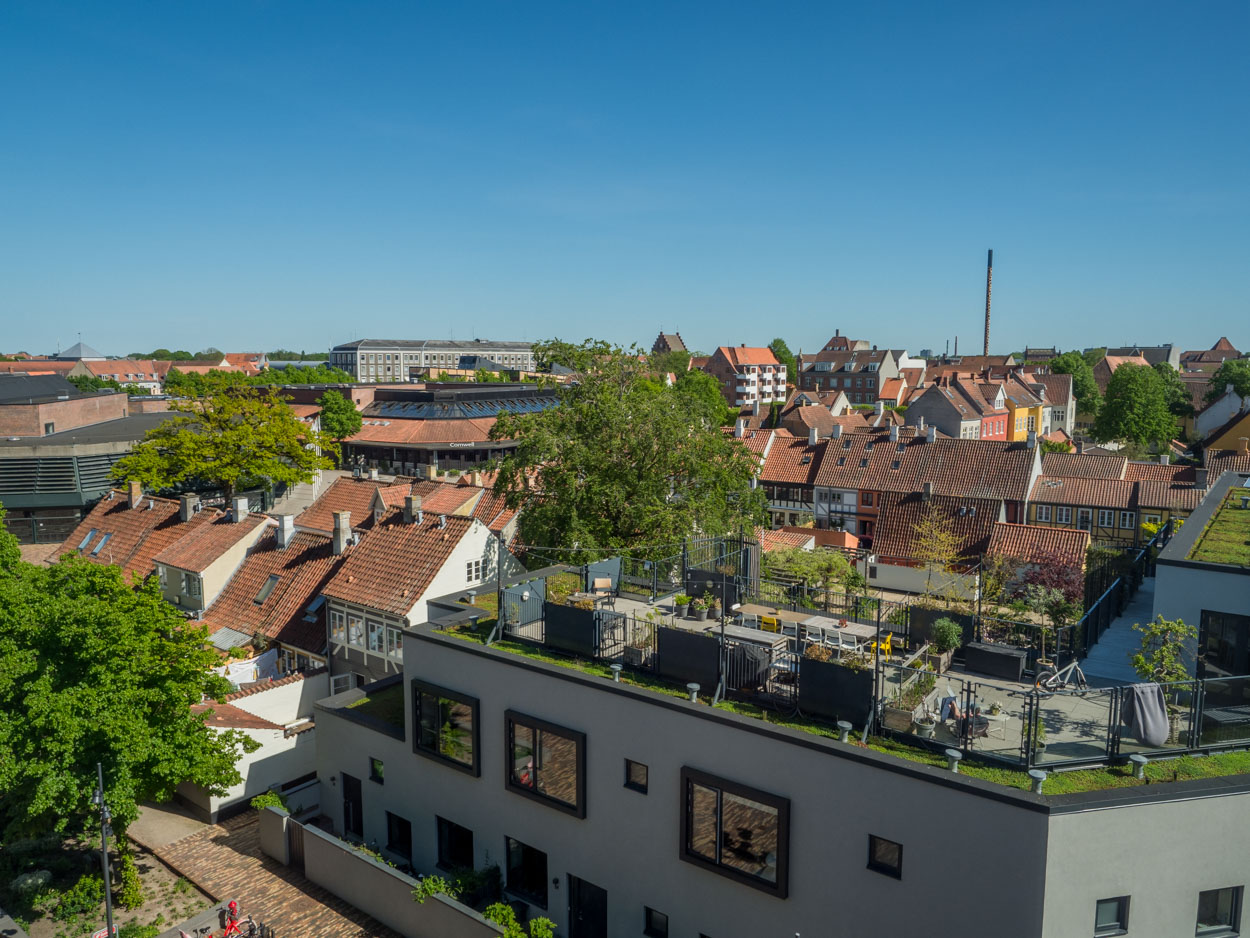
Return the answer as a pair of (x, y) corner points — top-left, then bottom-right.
(1076, 439), (1085, 454)
(832, 423), (843, 439)
(231, 495), (249, 522)
(1160, 453), (1171, 465)
(917, 415), (926, 433)
(471, 470), (483, 487)
(404, 494), (423, 524)
(752, 399), (760, 417)
(922, 481), (933, 501)
(276, 514), (296, 548)
(889, 424), (899, 442)
(1027, 430), (1037, 449)
(427, 464), (438, 481)
(369, 467), (379, 481)
(332, 510), (351, 555)
(1239, 437), (1250, 456)
(179, 493), (199, 523)
(926, 425), (936, 444)
(809, 426), (819, 446)
(438, 514), (447, 529)
(127, 480), (143, 510)
(874, 400), (884, 416)
(735, 418), (746, 438)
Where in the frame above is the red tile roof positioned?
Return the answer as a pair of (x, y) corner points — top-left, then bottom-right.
(987, 522), (1090, 567)
(1031, 372), (1073, 406)
(717, 346), (781, 368)
(760, 435), (824, 486)
(1040, 452), (1127, 480)
(1124, 462), (1196, 483)
(348, 417), (498, 445)
(296, 476), (394, 534)
(321, 511), (476, 616)
(192, 701), (283, 731)
(1136, 480), (1206, 512)
(153, 513), (271, 573)
(756, 528), (816, 552)
(871, 492), (1002, 563)
(1030, 476), (1137, 510)
(221, 667), (327, 702)
(200, 531), (345, 653)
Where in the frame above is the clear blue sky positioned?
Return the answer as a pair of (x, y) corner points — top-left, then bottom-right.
(1, 1), (1246, 358)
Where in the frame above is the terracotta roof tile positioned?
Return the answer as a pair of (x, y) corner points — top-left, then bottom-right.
(1124, 462), (1196, 483)
(296, 477), (393, 534)
(221, 666), (327, 702)
(987, 522), (1090, 567)
(760, 436), (824, 486)
(192, 701), (283, 731)
(322, 511), (476, 616)
(871, 492), (1002, 563)
(1040, 452), (1127, 480)
(153, 513), (271, 573)
(1136, 480), (1206, 512)
(755, 528), (816, 552)
(200, 531), (345, 653)
(348, 416), (498, 445)
(1030, 476), (1137, 510)
(717, 346), (781, 369)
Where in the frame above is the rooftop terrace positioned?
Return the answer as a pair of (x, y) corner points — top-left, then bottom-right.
(1188, 490), (1250, 566)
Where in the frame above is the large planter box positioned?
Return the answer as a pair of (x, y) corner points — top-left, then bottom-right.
(657, 627), (721, 689)
(964, 641), (1027, 682)
(910, 608), (976, 649)
(797, 657), (874, 726)
(544, 603), (598, 657)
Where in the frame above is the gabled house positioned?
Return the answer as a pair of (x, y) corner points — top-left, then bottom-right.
(153, 497), (273, 612)
(702, 345), (787, 408)
(757, 430), (824, 527)
(796, 348), (899, 403)
(1181, 337), (1240, 367)
(320, 500), (521, 690)
(995, 372), (1047, 442)
(1105, 344), (1180, 370)
(651, 333), (687, 355)
(66, 359), (171, 393)
(1199, 396), (1250, 454)
(1030, 372), (1074, 436)
(903, 376), (1008, 440)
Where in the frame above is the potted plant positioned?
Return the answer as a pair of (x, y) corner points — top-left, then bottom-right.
(882, 667), (935, 732)
(674, 594), (692, 618)
(1130, 615), (1198, 744)
(691, 597), (709, 621)
(708, 592), (722, 620)
(913, 713), (937, 739)
(925, 617), (962, 674)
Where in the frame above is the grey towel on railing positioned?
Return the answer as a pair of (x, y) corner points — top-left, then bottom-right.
(1122, 682), (1169, 747)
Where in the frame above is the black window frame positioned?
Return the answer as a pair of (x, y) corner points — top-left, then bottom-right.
(679, 766), (790, 897)
(866, 834), (903, 880)
(625, 759), (649, 794)
(385, 810), (412, 861)
(436, 816), (474, 871)
(1094, 895), (1130, 937)
(504, 835), (548, 909)
(644, 907), (669, 938)
(412, 679), (481, 776)
(1197, 885), (1243, 937)
(504, 710), (587, 818)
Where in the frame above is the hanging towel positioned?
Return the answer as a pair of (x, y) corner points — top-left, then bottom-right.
(1122, 682), (1169, 747)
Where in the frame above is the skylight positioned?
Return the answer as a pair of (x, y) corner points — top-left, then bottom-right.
(77, 528), (99, 551)
(254, 574), (281, 605)
(89, 533), (113, 556)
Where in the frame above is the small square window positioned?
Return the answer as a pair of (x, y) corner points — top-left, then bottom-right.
(867, 835), (902, 879)
(1095, 895), (1129, 936)
(369, 757), (384, 783)
(1197, 885), (1243, 935)
(625, 759), (648, 793)
(644, 908), (668, 938)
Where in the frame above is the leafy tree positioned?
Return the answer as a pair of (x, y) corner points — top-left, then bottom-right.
(911, 503), (968, 605)
(67, 375), (152, 396)
(674, 368), (736, 425)
(0, 527), (255, 839)
(317, 390), (363, 461)
(1152, 362), (1193, 418)
(489, 340), (766, 562)
(1093, 363), (1177, 446)
(761, 546), (864, 598)
(110, 385), (334, 499)
(162, 364), (354, 397)
(768, 338), (797, 382)
(1050, 351), (1101, 417)
(649, 348), (691, 377)
(532, 338), (617, 373)
(267, 349), (329, 361)
(1039, 438), (1073, 455)
(1204, 358), (1250, 404)
(1131, 615), (1197, 683)
(1081, 347), (1107, 368)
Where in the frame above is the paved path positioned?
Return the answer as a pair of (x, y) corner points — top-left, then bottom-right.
(147, 813), (401, 938)
(1082, 576), (1155, 687)
(130, 801), (208, 850)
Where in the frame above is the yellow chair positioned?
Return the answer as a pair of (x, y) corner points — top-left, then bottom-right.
(759, 615), (780, 633)
(870, 632), (893, 660)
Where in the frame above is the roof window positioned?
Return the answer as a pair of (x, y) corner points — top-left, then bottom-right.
(253, 574), (281, 605)
(89, 533), (113, 556)
(77, 528), (99, 551)
(860, 458), (869, 468)
(837, 456), (846, 466)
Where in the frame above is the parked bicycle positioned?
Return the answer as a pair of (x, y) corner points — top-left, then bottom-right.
(1034, 657), (1089, 696)
(182, 901), (274, 938)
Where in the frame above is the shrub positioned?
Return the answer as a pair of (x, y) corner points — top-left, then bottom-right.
(930, 617), (963, 654)
(250, 790), (288, 812)
(412, 875), (461, 904)
(483, 902), (556, 938)
(119, 923), (160, 938)
(116, 851), (144, 910)
(53, 874), (103, 922)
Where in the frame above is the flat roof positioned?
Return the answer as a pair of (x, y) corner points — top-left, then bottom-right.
(0, 411), (176, 448)
(1158, 472), (1250, 572)
(332, 338), (535, 351)
(1188, 488), (1250, 567)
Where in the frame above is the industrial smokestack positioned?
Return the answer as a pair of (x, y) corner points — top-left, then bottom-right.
(984, 249), (993, 357)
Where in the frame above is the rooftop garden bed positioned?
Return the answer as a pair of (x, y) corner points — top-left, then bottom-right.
(345, 682), (406, 729)
(1188, 492), (1250, 566)
(437, 620), (1250, 796)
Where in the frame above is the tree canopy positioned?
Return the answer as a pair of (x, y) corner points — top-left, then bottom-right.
(1050, 351), (1101, 416)
(68, 375), (152, 395)
(0, 509), (253, 839)
(127, 348), (223, 361)
(489, 340), (766, 562)
(110, 385), (334, 499)
(162, 364), (354, 397)
(1152, 362), (1193, 419)
(317, 389), (363, 447)
(768, 338), (797, 379)
(1204, 359), (1250, 404)
(649, 348), (692, 377)
(1093, 363), (1177, 446)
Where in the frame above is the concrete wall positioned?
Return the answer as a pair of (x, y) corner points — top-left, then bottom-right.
(413, 521), (519, 623)
(301, 822), (502, 938)
(316, 636), (1052, 938)
(1042, 794), (1250, 937)
(230, 671), (329, 722)
(258, 805), (289, 865)
(178, 726), (318, 822)
(866, 559), (979, 599)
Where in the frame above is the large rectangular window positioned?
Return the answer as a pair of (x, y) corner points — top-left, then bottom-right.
(681, 767), (789, 896)
(505, 837), (548, 909)
(413, 681), (480, 775)
(437, 816), (474, 870)
(1196, 885), (1242, 935)
(330, 609), (345, 642)
(1035, 505), (1052, 523)
(385, 811), (411, 861)
(506, 711), (586, 818)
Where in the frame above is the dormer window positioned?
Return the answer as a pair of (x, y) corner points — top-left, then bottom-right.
(254, 574), (281, 605)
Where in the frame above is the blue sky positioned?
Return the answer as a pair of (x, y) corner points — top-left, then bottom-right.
(1, 1), (1246, 358)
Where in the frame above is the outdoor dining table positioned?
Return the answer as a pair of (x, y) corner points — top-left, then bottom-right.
(735, 603), (812, 629)
(800, 615), (878, 645)
(567, 591), (614, 607)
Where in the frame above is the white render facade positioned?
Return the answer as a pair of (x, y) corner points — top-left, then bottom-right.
(328, 339), (537, 383)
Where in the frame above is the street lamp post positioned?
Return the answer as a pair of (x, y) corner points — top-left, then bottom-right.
(92, 762), (115, 938)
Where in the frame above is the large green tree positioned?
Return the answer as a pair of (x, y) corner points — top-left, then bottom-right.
(317, 389), (363, 456)
(649, 348), (691, 377)
(489, 340), (766, 561)
(1152, 362), (1193, 419)
(768, 338), (797, 383)
(673, 368), (736, 425)
(162, 364), (354, 397)
(1204, 358), (1250, 404)
(0, 513), (253, 839)
(1050, 351), (1101, 417)
(1093, 363), (1177, 446)
(111, 385), (334, 499)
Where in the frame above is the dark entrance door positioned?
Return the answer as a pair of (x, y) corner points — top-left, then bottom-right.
(567, 874), (607, 938)
(342, 773), (363, 838)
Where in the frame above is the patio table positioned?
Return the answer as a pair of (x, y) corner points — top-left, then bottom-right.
(568, 591), (613, 607)
(800, 615), (878, 644)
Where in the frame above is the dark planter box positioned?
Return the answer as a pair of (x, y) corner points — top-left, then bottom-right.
(544, 602), (598, 658)
(910, 608), (976, 649)
(798, 658), (874, 726)
(657, 627), (721, 689)
(964, 641), (1027, 682)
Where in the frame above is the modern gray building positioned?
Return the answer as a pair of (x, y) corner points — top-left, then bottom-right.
(329, 340), (537, 383)
(313, 622), (1250, 938)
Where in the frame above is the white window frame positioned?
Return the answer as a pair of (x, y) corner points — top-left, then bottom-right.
(386, 627), (404, 660)
(1056, 507), (1073, 525)
(1143, 513), (1161, 526)
(330, 609), (346, 642)
(367, 618), (385, 653)
(1120, 511), (1136, 529)
(1036, 505), (1052, 523)
(1098, 509), (1115, 528)
(466, 559), (483, 583)
(347, 614), (364, 647)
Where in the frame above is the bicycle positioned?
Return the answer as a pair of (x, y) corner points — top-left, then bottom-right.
(1034, 657), (1089, 696)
